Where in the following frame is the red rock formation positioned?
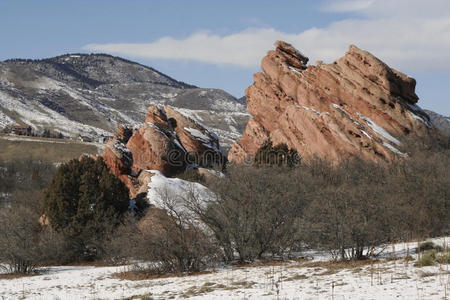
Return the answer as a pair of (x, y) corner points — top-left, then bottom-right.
(164, 106), (221, 155)
(101, 139), (134, 193)
(229, 41), (433, 164)
(102, 105), (223, 197)
(127, 122), (178, 175)
(116, 124), (133, 143)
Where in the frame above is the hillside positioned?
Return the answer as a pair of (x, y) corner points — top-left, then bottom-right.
(0, 54), (249, 148)
(425, 109), (450, 135)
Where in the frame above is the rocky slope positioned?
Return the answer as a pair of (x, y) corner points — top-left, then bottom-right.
(425, 109), (450, 135)
(101, 105), (224, 198)
(0, 54), (248, 147)
(229, 41), (434, 164)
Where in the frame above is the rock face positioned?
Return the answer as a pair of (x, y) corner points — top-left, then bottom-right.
(229, 41), (433, 164)
(102, 105), (223, 197)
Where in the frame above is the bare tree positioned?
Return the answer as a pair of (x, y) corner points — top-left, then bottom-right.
(0, 206), (63, 274)
(185, 165), (305, 262)
(107, 185), (220, 274)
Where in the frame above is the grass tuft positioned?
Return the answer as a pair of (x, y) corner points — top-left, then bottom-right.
(414, 251), (437, 267)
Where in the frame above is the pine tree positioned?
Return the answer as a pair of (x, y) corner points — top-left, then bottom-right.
(254, 141), (300, 167)
(42, 156), (129, 260)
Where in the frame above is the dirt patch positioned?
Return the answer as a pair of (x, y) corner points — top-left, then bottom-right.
(285, 273), (309, 281)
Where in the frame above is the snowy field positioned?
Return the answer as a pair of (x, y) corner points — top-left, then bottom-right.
(0, 237), (448, 300)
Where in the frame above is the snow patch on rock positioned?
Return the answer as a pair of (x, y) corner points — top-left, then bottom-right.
(357, 113), (401, 146)
(146, 170), (213, 211)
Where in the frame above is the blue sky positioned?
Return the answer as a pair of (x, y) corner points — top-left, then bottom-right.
(1, 0), (449, 115)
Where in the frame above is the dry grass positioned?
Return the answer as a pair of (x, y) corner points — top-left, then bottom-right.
(313, 269), (339, 276)
(0, 273), (38, 280)
(113, 269), (211, 281)
(233, 258), (289, 268)
(296, 259), (376, 271)
(419, 271), (439, 278)
(179, 281), (256, 298)
(122, 294), (154, 300)
(184, 283), (226, 296)
(229, 280), (256, 288)
(64, 260), (117, 267)
(120, 273), (257, 299)
(0, 135), (100, 162)
(285, 273), (309, 281)
(414, 251), (437, 267)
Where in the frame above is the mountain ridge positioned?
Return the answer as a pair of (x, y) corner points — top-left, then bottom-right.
(425, 109), (450, 135)
(3, 53), (195, 88)
(0, 53), (249, 148)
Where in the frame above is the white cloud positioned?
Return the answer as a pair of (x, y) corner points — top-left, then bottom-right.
(83, 0), (450, 73)
(84, 28), (283, 68)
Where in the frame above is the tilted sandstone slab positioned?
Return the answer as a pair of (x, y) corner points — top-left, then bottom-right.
(102, 105), (223, 197)
(229, 41), (433, 164)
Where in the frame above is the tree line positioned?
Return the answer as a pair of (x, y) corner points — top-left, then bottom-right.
(0, 134), (448, 274)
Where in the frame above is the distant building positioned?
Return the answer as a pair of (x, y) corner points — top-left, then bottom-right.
(79, 136), (93, 143)
(96, 135), (113, 143)
(11, 125), (32, 136)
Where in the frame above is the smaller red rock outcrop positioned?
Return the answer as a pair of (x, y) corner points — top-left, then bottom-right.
(102, 105), (223, 197)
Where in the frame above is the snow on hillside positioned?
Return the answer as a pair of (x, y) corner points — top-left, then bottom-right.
(0, 110), (15, 127)
(0, 90), (111, 138)
(0, 56), (249, 147)
(0, 237), (448, 299)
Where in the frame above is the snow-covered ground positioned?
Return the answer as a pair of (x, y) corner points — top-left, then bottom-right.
(0, 238), (448, 299)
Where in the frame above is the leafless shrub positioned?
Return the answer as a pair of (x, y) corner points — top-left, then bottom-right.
(107, 187), (220, 274)
(187, 137), (449, 262)
(185, 165), (305, 262)
(303, 138), (449, 260)
(0, 205), (64, 274)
